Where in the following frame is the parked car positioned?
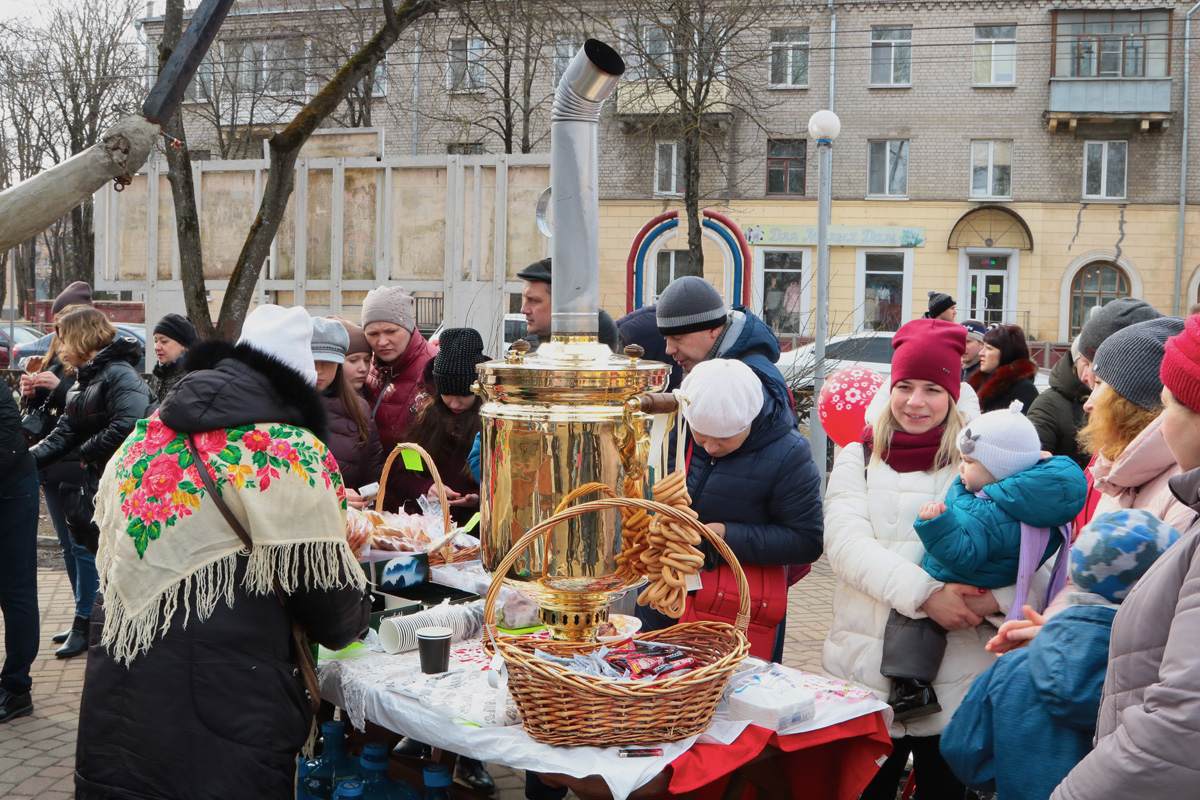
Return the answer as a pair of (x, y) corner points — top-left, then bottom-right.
(779, 330), (1050, 417)
(12, 324), (147, 369)
(0, 325), (46, 369)
(503, 313), (528, 349)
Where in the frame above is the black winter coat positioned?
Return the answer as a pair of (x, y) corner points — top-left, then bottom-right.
(148, 356), (186, 400)
(0, 386), (35, 492)
(20, 352), (85, 485)
(322, 392), (387, 491)
(968, 358), (1041, 414)
(30, 337), (158, 486)
(75, 340), (369, 800)
(1026, 355), (1091, 469)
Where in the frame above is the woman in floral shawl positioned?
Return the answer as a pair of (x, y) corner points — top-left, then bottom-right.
(76, 305), (370, 800)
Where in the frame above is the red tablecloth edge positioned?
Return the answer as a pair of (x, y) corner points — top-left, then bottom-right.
(668, 712), (892, 799)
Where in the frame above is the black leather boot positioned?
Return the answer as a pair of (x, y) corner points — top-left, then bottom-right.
(456, 757), (495, 794)
(51, 627), (71, 644)
(0, 687), (33, 723)
(55, 616), (89, 659)
(391, 736), (431, 759)
(888, 677), (941, 723)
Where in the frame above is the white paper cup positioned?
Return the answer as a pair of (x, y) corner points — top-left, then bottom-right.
(378, 615), (419, 654)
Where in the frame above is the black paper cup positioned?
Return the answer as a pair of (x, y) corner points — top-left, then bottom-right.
(416, 626), (452, 674)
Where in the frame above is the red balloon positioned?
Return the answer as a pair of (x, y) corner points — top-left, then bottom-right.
(817, 367), (886, 448)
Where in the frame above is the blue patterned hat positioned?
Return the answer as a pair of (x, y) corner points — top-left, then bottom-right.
(1071, 509), (1182, 603)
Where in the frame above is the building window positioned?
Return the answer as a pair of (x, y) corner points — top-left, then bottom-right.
(867, 140), (908, 197)
(654, 250), (701, 299)
(769, 28), (809, 87)
(861, 252), (907, 332)
(974, 24), (1016, 85)
(448, 37), (485, 93)
(1070, 262), (1130, 337)
(870, 26), (912, 85)
(762, 250), (807, 335)
(553, 38), (577, 85)
(970, 140), (1012, 198)
(226, 39), (305, 96)
(655, 141), (686, 196)
(1053, 10), (1171, 78)
(766, 140), (806, 195)
(447, 142), (484, 155)
(1083, 141), (1127, 199)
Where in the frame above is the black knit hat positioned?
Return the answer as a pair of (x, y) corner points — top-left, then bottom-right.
(433, 328), (488, 397)
(51, 281), (93, 316)
(516, 258), (552, 284)
(153, 313), (198, 348)
(655, 276), (727, 336)
(924, 291), (956, 319)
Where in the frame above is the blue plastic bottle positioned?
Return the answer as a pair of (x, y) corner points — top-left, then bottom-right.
(359, 741), (420, 800)
(298, 758), (317, 800)
(335, 780), (365, 799)
(422, 764), (453, 800)
(304, 721), (361, 800)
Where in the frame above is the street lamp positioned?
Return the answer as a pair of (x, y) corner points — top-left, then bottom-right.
(807, 110), (840, 488)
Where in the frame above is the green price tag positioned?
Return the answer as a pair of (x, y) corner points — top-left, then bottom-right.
(464, 512), (481, 532)
(400, 449), (424, 472)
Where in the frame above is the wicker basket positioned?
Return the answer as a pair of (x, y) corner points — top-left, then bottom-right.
(483, 496), (750, 747)
(376, 442), (480, 566)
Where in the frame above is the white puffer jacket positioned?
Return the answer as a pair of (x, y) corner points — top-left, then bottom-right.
(820, 385), (1049, 739)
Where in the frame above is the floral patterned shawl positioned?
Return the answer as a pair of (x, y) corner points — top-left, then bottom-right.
(93, 412), (365, 664)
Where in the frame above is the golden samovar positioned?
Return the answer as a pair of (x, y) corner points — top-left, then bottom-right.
(475, 40), (671, 641)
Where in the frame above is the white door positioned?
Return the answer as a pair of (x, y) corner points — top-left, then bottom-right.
(963, 252), (1013, 326)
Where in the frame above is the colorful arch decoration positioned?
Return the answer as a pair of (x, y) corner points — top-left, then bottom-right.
(626, 209), (754, 313)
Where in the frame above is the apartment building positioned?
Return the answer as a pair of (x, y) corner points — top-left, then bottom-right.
(131, 0), (1196, 343)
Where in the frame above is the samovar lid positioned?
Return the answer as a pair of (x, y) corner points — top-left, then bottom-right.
(476, 340), (669, 404)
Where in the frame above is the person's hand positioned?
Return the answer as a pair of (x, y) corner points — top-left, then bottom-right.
(447, 492), (478, 507)
(921, 584), (985, 630)
(962, 586), (1001, 617)
(33, 371), (60, 391)
(986, 606), (1046, 654)
(918, 501), (946, 521)
(705, 522), (726, 539)
(344, 488), (369, 509)
(18, 373), (35, 398)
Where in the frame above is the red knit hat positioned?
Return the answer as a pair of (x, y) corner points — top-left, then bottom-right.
(890, 319), (967, 401)
(1161, 313), (1200, 413)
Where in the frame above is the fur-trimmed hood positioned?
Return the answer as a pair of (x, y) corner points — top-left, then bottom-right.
(159, 340), (329, 443)
(968, 358), (1038, 410)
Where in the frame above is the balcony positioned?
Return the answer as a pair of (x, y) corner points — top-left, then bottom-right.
(1045, 77), (1173, 132)
(615, 80), (732, 133)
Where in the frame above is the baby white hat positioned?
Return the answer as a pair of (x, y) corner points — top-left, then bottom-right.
(238, 304), (318, 386)
(956, 399), (1041, 481)
(679, 358), (764, 438)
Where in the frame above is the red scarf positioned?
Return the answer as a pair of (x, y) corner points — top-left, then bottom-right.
(860, 425), (945, 473)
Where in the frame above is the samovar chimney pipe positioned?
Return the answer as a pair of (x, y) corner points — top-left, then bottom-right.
(549, 40), (624, 342)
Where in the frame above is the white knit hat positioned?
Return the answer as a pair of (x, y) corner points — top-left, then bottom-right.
(238, 305), (318, 386)
(956, 400), (1041, 482)
(679, 359), (764, 438)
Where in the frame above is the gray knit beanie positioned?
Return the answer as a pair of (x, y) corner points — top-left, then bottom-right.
(1091, 316), (1186, 410)
(655, 276), (727, 336)
(310, 316), (350, 364)
(1078, 298), (1162, 362)
(361, 285), (416, 331)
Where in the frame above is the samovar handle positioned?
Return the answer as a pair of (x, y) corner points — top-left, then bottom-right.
(631, 393), (679, 415)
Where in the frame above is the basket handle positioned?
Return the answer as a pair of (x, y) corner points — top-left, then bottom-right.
(482, 496), (751, 636)
(376, 442), (454, 563)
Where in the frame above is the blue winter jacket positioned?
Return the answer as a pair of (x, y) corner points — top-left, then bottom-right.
(687, 380), (823, 569)
(716, 308), (790, 415)
(915, 456), (1088, 588)
(940, 603), (1116, 800)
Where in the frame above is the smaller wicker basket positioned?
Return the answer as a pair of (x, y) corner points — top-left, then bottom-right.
(483, 496), (750, 747)
(376, 442), (480, 566)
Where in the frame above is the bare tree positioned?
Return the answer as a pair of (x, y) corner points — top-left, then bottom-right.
(602, 1), (802, 269)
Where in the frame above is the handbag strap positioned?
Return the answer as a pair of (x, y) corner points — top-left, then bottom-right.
(186, 435), (322, 714)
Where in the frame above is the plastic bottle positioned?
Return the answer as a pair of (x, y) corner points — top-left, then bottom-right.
(297, 758), (317, 800)
(359, 741), (420, 800)
(334, 780), (365, 799)
(422, 764), (453, 800)
(304, 721), (361, 800)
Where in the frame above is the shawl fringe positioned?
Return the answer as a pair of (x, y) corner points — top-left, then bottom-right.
(100, 539), (364, 666)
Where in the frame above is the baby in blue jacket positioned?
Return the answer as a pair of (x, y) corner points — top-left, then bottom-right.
(940, 509), (1182, 800)
(881, 402), (1088, 722)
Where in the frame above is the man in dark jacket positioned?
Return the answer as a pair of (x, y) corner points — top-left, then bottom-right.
(635, 359), (823, 662)
(961, 320), (986, 382)
(617, 304), (682, 391)
(1027, 353), (1091, 469)
(516, 258), (621, 352)
(75, 305), (371, 800)
(0, 388), (39, 723)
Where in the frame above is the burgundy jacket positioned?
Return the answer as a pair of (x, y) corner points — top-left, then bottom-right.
(365, 330), (437, 450)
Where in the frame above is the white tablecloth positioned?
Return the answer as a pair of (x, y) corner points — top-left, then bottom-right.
(318, 640), (888, 800)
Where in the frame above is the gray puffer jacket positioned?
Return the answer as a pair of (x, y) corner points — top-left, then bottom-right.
(1051, 466), (1200, 799)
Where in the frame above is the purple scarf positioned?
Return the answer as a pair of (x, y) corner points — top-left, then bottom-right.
(978, 489), (1072, 622)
